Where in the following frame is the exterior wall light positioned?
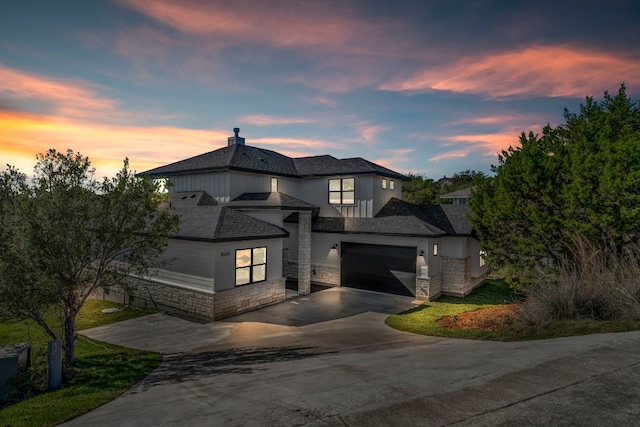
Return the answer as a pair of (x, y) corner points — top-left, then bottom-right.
(332, 244), (339, 250)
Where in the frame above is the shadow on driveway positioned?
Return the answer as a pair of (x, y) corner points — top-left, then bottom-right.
(221, 287), (419, 327)
(131, 346), (337, 392)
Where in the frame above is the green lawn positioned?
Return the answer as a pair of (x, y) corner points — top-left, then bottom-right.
(385, 279), (640, 341)
(0, 300), (161, 427)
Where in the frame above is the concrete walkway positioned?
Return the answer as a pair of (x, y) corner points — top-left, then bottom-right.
(64, 288), (640, 426)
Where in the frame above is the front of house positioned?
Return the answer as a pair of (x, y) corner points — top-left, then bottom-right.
(102, 129), (487, 319)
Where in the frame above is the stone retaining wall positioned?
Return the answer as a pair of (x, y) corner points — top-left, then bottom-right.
(93, 276), (285, 320)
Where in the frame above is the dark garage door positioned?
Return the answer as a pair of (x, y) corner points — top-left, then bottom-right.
(341, 242), (416, 297)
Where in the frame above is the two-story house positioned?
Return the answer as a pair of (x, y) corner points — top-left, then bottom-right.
(105, 129), (487, 319)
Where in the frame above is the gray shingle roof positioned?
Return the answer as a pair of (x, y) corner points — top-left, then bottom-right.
(293, 155), (408, 180)
(228, 192), (318, 210)
(312, 216), (446, 237)
(440, 186), (475, 199)
(375, 198), (474, 236)
(141, 140), (407, 180)
(143, 144), (299, 177)
(168, 192), (288, 242)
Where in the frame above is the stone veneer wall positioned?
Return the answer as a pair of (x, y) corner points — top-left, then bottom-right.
(287, 262), (340, 287)
(212, 278), (285, 319)
(415, 273), (443, 301)
(311, 264), (340, 286)
(93, 276), (285, 320)
(441, 256), (485, 296)
(298, 211), (312, 295)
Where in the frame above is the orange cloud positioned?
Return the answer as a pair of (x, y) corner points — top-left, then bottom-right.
(238, 115), (316, 126)
(0, 64), (115, 117)
(428, 150), (470, 162)
(0, 110), (230, 178)
(380, 45), (640, 98)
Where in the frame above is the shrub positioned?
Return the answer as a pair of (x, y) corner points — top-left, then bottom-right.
(520, 235), (640, 323)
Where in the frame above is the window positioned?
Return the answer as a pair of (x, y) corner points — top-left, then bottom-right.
(389, 180), (395, 190)
(270, 177), (278, 192)
(329, 178), (355, 205)
(433, 243), (439, 256)
(153, 178), (169, 193)
(479, 250), (486, 267)
(382, 178), (387, 189)
(235, 247), (267, 286)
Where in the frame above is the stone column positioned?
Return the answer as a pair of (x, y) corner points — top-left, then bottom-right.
(298, 210), (312, 295)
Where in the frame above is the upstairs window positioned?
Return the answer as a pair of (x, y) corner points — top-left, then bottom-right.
(389, 180), (395, 190)
(433, 243), (439, 256)
(271, 177), (278, 192)
(235, 247), (267, 286)
(382, 178), (387, 189)
(329, 178), (355, 205)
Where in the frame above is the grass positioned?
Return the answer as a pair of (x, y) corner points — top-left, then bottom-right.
(0, 300), (161, 427)
(385, 279), (640, 341)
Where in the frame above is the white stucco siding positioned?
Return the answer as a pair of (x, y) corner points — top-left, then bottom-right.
(373, 176), (403, 216)
(168, 172), (231, 202)
(441, 236), (467, 258)
(162, 239), (216, 278)
(213, 238), (283, 292)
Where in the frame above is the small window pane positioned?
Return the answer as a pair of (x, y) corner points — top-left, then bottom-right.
(342, 178), (355, 191)
(271, 177), (278, 192)
(433, 243), (439, 256)
(236, 267), (251, 285)
(390, 180), (395, 190)
(253, 264), (266, 282)
(329, 179), (341, 191)
(253, 247), (266, 264)
(329, 192), (341, 204)
(342, 191), (355, 205)
(382, 178), (387, 189)
(236, 249), (252, 267)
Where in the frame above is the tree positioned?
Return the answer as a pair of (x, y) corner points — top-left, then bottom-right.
(402, 173), (440, 204)
(470, 85), (640, 274)
(0, 149), (180, 365)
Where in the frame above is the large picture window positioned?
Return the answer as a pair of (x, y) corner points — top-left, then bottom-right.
(235, 247), (267, 286)
(329, 178), (355, 205)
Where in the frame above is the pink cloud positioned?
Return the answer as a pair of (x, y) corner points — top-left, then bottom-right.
(0, 64), (115, 117)
(428, 150), (470, 162)
(380, 45), (640, 98)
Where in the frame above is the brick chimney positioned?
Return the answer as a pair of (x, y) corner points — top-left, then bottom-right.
(227, 127), (245, 146)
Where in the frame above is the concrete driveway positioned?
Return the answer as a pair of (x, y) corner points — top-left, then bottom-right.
(65, 287), (640, 426)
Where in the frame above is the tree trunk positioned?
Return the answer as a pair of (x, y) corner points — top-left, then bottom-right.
(62, 311), (76, 365)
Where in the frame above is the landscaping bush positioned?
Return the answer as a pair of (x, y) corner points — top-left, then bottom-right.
(520, 236), (640, 323)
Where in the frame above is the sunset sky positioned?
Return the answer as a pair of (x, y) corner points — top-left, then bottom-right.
(2, 0), (639, 179)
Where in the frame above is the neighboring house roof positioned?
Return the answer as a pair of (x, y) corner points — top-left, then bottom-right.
(375, 198), (474, 236)
(439, 186), (475, 199)
(168, 191), (288, 242)
(228, 192), (318, 211)
(141, 130), (407, 180)
(144, 144), (299, 178)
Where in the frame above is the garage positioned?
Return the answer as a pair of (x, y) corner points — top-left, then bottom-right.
(341, 242), (416, 297)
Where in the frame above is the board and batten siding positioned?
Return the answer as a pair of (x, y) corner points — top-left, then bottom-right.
(168, 172), (231, 202)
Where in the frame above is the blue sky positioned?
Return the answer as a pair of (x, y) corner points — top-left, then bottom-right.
(2, 0), (639, 179)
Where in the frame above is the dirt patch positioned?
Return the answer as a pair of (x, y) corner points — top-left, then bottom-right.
(437, 304), (520, 331)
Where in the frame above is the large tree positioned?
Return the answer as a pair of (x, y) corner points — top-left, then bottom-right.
(470, 85), (640, 273)
(0, 149), (180, 365)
